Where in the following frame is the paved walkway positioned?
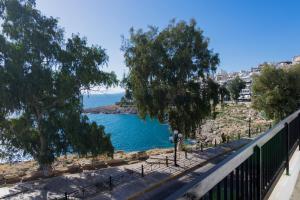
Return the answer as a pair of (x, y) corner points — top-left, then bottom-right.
(0, 139), (250, 200)
(269, 149), (300, 200)
(291, 173), (300, 200)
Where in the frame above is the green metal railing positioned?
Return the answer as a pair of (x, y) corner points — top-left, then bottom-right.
(175, 110), (300, 200)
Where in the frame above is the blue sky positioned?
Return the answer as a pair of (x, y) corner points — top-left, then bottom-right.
(36, 0), (300, 82)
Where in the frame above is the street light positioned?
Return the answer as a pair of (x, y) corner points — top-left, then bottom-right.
(248, 117), (251, 138)
(169, 130), (183, 167)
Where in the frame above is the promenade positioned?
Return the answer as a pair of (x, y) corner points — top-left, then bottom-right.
(291, 174), (300, 200)
(0, 139), (250, 200)
(269, 148), (300, 200)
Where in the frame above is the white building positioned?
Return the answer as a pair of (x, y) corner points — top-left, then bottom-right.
(214, 54), (299, 102)
(215, 69), (253, 101)
(275, 61), (292, 69)
(293, 55), (300, 65)
(238, 75), (252, 101)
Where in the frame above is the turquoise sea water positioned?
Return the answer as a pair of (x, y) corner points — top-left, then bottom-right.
(0, 93), (172, 163)
(84, 93), (172, 152)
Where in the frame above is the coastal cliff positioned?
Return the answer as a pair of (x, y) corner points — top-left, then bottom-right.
(83, 104), (137, 114)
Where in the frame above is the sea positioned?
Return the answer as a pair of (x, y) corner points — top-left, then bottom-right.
(0, 93), (172, 163)
(83, 93), (172, 152)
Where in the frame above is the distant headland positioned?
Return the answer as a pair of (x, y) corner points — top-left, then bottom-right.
(83, 104), (137, 114)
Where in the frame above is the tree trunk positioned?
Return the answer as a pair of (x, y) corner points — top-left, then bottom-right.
(39, 132), (51, 176)
(213, 106), (216, 119)
(34, 103), (52, 176)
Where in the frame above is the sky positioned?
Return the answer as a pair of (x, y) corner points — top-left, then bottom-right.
(36, 0), (300, 93)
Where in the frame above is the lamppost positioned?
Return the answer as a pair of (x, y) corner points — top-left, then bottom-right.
(248, 117), (251, 138)
(169, 130), (183, 167)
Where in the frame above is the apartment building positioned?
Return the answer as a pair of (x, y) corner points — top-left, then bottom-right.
(214, 55), (299, 102)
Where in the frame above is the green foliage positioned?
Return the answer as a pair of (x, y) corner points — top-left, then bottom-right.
(252, 64), (300, 121)
(119, 73), (134, 106)
(121, 19), (219, 137)
(0, 0), (117, 168)
(218, 84), (229, 106)
(227, 76), (246, 103)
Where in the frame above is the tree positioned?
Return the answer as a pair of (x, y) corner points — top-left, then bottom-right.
(119, 73), (134, 106)
(218, 84), (229, 107)
(287, 64), (300, 107)
(207, 78), (220, 118)
(0, 0), (117, 173)
(121, 19), (219, 137)
(227, 76), (246, 103)
(252, 64), (300, 121)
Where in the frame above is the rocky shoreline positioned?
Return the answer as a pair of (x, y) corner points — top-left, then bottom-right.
(83, 104), (137, 114)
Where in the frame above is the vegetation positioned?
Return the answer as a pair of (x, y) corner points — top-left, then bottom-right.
(196, 102), (272, 145)
(252, 64), (300, 121)
(227, 76), (246, 103)
(118, 74), (134, 107)
(218, 84), (230, 107)
(121, 19), (219, 137)
(0, 0), (117, 173)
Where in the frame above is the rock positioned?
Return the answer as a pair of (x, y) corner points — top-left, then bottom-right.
(115, 150), (125, 154)
(81, 163), (94, 171)
(126, 152), (138, 160)
(17, 171), (26, 177)
(165, 149), (174, 154)
(51, 170), (64, 177)
(67, 165), (82, 173)
(127, 160), (140, 165)
(4, 174), (21, 184)
(22, 171), (44, 182)
(106, 159), (127, 167)
(54, 167), (69, 174)
(137, 151), (149, 160)
(0, 175), (5, 185)
(92, 161), (107, 169)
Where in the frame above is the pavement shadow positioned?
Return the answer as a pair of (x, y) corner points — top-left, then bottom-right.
(130, 138), (253, 200)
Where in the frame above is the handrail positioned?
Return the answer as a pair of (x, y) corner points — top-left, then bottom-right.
(173, 109), (300, 200)
(256, 110), (299, 147)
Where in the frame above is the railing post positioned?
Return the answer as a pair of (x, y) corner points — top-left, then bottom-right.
(64, 192), (68, 200)
(82, 188), (85, 198)
(166, 156), (168, 167)
(200, 143), (203, 152)
(109, 176), (112, 190)
(254, 146), (262, 200)
(141, 164), (144, 177)
(174, 139), (178, 166)
(285, 122), (290, 175)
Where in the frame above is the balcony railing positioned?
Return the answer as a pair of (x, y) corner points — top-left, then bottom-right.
(175, 109), (300, 200)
